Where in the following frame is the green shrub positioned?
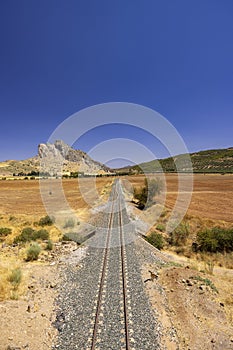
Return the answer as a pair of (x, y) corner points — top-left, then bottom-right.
(14, 227), (35, 243)
(63, 218), (75, 228)
(14, 227), (49, 243)
(0, 227), (12, 237)
(197, 227), (233, 253)
(7, 268), (22, 289)
(38, 215), (54, 226)
(146, 232), (164, 250)
(26, 243), (41, 261)
(34, 229), (49, 240)
(46, 239), (53, 251)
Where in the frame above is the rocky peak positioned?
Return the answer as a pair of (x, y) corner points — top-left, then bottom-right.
(38, 140), (110, 174)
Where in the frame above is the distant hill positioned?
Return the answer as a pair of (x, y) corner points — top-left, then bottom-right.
(0, 140), (110, 177)
(1, 144), (233, 177)
(116, 147), (233, 174)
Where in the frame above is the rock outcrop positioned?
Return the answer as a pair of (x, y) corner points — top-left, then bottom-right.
(38, 140), (110, 175)
(0, 140), (110, 177)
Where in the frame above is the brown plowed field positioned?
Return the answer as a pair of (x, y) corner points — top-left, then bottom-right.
(125, 174), (233, 223)
(0, 174), (232, 223)
(0, 178), (113, 217)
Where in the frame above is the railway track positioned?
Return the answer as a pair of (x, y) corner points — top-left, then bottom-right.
(54, 179), (160, 350)
(89, 180), (132, 350)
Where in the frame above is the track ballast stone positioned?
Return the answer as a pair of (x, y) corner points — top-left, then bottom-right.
(53, 180), (164, 349)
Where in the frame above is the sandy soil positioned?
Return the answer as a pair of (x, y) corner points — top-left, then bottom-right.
(0, 263), (58, 350)
(0, 241), (88, 350)
(143, 256), (233, 350)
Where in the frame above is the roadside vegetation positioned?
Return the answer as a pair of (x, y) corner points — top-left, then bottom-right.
(146, 231), (164, 250)
(0, 214), (65, 301)
(25, 243), (41, 261)
(145, 210), (233, 271)
(133, 178), (162, 209)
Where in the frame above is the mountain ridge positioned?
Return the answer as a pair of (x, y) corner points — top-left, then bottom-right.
(0, 144), (233, 177)
(116, 147), (233, 174)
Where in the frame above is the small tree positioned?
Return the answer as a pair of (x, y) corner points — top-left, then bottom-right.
(134, 178), (162, 209)
(169, 221), (190, 246)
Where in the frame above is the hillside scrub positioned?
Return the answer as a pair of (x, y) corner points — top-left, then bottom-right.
(196, 227), (233, 253)
(38, 215), (54, 226)
(14, 227), (49, 243)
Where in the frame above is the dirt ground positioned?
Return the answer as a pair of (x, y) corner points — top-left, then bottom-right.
(143, 252), (233, 350)
(0, 262), (58, 350)
(0, 177), (113, 218)
(1, 174), (232, 223)
(0, 175), (233, 349)
(0, 241), (87, 350)
(126, 174), (233, 223)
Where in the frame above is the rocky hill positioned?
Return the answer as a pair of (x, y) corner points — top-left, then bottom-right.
(0, 140), (110, 177)
(117, 147), (233, 174)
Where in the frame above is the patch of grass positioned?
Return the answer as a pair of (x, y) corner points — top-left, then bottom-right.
(204, 259), (215, 275)
(192, 275), (218, 293)
(7, 268), (22, 290)
(46, 239), (53, 251)
(156, 223), (165, 232)
(63, 218), (76, 229)
(10, 291), (19, 300)
(25, 243), (41, 261)
(163, 261), (183, 268)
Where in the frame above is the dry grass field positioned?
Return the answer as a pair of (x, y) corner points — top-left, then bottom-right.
(0, 177), (113, 302)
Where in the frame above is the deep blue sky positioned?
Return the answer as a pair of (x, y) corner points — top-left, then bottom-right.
(0, 0), (233, 165)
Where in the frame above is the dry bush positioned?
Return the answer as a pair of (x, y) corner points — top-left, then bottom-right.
(7, 268), (22, 289)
